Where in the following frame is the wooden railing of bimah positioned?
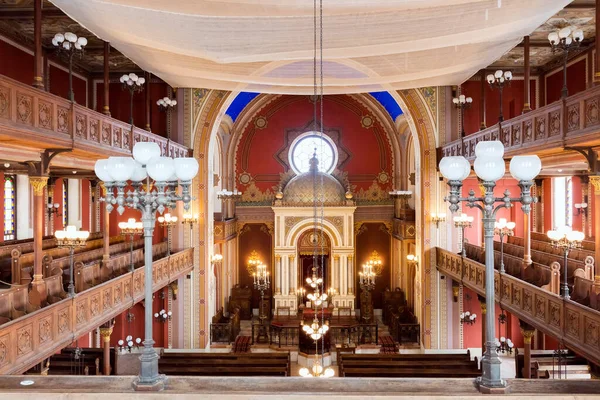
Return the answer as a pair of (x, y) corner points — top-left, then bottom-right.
(0, 247), (193, 375)
(436, 247), (600, 366)
(439, 85), (600, 159)
(0, 75), (190, 158)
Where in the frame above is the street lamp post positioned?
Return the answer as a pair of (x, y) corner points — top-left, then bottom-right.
(547, 227), (585, 299)
(120, 73), (145, 125)
(453, 213), (474, 258)
(548, 28), (584, 99)
(118, 218), (144, 272)
(439, 141), (541, 390)
(158, 213), (178, 257)
(494, 218), (516, 274)
(486, 70), (513, 122)
(55, 225), (90, 297)
(51, 32), (87, 102)
(94, 142), (198, 390)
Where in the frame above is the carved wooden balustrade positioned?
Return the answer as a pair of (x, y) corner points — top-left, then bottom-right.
(0, 247), (194, 375)
(0, 74), (190, 159)
(213, 218), (237, 244)
(440, 85), (600, 159)
(436, 247), (600, 366)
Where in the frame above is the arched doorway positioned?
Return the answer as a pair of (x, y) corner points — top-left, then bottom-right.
(297, 229), (330, 305)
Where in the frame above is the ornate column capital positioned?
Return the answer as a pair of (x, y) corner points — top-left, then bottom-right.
(590, 175), (600, 192)
(333, 254), (340, 261)
(520, 328), (535, 344)
(29, 176), (49, 196)
(99, 182), (108, 196)
(99, 326), (113, 342)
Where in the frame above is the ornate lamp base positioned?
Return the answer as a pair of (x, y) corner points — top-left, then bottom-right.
(132, 374), (167, 392)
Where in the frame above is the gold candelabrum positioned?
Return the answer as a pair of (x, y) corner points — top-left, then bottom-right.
(253, 262), (270, 343)
(453, 213), (474, 258)
(158, 213), (178, 256)
(119, 218), (144, 272)
(55, 225), (90, 297)
(181, 213), (198, 227)
(431, 212), (447, 227)
(247, 250), (261, 274)
(494, 218), (515, 274)
(547, 227), (584, 299)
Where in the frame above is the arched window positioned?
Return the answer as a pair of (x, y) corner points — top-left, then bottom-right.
(552, 176), (573, 228)
(62, 180), (68, 228)
(288, 132), (338, 175)
(3, 175), (16, 241)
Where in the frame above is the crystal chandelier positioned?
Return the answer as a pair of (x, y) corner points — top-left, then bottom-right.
(306, 273), (323, 288)
(307, 289), (327, 307)
(302, 317), (329, 341)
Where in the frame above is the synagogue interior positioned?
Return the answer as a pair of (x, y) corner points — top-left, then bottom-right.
(1, 0), (600, 398)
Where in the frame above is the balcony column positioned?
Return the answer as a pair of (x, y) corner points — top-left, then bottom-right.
(522, 36), (532, 113)
(99, 325), (113, 375)
(30, 176), (48, 303)
(32, 0), (44, 89)
(103, 42), (111, 116)
(348, 255), (354, 295)
(145, 72), (152, 132)
(478, 294), (486, 354)
(100, 183), (111, 268)
(519, 320), (535, 379)
(479, 70), (487, 130)
(590, 176), (600, 285)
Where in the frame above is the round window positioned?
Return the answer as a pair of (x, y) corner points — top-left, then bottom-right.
(289, 132), (337, 175)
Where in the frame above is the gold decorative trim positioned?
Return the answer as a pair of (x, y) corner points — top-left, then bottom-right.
(590, 176), (600, 192)
(29, 176), (48, 196)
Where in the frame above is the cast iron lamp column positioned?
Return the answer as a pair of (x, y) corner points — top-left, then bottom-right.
(486, 70), (512, 122)
(548, 27), (584, 99)
(547, 227), (585, 299)
(120, 73), (145, 125)
(439, 141), (541, 390)
(51, 32), (87, 102)
(118, 218), (144, 272)
(157, 97), (178, 141)
(94, 142), (198, 390)
(55, 226), (90, 297)
(494, 218), (516, 274)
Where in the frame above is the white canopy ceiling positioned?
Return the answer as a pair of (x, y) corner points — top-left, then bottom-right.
(51, 0), (571, 94)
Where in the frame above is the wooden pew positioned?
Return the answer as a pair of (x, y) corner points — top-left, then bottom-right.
(339, 352), (479, 378)
(515, 349), (589, 379)
(158, 352), (291, 376)
(47, 347), (116, 375)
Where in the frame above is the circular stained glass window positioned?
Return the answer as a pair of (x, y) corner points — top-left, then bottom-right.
(289, 132), (337, 175)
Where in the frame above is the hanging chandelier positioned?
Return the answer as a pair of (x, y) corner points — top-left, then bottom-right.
(299, 356), (335, 378)
(302, 317), (330, 341)
(306, 272), (323, 288)
(307, 290), (327, 307)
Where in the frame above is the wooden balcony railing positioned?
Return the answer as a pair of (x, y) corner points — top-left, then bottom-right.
(440, 86), (600, 159)
(0, 247), (193, 375)
(436, 247), (600, 366)
(214, 218), (237, 243)
(0, 74), (190, 159)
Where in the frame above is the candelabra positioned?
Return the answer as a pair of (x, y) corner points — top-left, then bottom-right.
(47, 201), (61, 217)
(431, 213), (447, 227)
(55, 225), (90, 297)
(120, 73), (145, 125)
(211, 254), (223, 266)
(118, 218), (144, 272)
(453, 213), (474, 258)
(494, 218), (515, 274)
(154, 309), (172, 323)
(297, 287), (306, 306)
(486, 70), (513, 122)
(181, 213), (198, 227)
(94, 141), (198, 390)
(157, 97), (177, 140)
(574, 202), (588, 216)
(547, 227), (584, 299)
(548, 27), (584, 99)
(359, 262), (376, 323)
(216, 189), (243, 220)
(253, 263), (271, 343)
(495, 337), (514, 355)
(118, 335), (142, 353)
(453, 94), (473, 142)
(51, 32), (87, 102)
(366, 250), (383, 274)
(460, 311), (477, 325)
(439, 140), (541, 389)
(247, 250), (262, 275)
(406, 254), (419, 267)
(158, 213), (178, 257)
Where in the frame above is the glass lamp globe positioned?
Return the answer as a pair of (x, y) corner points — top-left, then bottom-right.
(146, 157), (175, 182)
(107, 157), (136, 182)
(94, 159), (114, 182)
(132, 142), (161, 165)
(548, 32), (559, 44)
(439, 156), (470, 181)
(486, 74), (495, 84)
(558, 27), (571, 39)
(506, 221), (516, 230)
(494, 70), (503, 78)
(174, 158), (199, 181)
(473, 156), (505, 182)
(130, 162), (148, 182)
(509, 155), (541, 181)
(475, 141), (504, 158)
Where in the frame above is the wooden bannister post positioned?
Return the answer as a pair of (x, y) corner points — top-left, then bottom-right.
(523, 36), (531, 113)
(480, 70), (487, 130)
(478, 294), (486, 354)
(30, 176), (49, 305)
(590, 176), (600, 286)
(103, 42), (111, 116)
(32, 0), (44, 89)
(520, 320), (535, 379)
(99, 323), (114, 375)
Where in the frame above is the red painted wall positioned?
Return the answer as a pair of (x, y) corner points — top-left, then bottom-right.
(356, 222), (391, 309)
(545, 59), (587, 105)
(95, 81), (169, 134)
(81, 179), (91, 231)
(461, 79), (536, 136)
(53, 179), (66, 230)
(0, 39), (34, 85)
(49, 65), (87, 106)
(235, 95), (393, 193)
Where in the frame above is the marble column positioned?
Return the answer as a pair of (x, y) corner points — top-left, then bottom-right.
(333, 255), (340, 292)
(290, 255), (296, 295)
(99, 325), (113, 375)
(30, 176), (48, 303)
(275, 255), (282, 295)
(282, 255), (289, 296)
(348, 255), (354, 295)
(339, 255), (347, 295)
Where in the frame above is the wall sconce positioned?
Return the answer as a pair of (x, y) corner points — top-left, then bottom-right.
(154, 309), (172, 323)
(431, 213), (446, 226)
(47, 201), (61, 217)
(406, 254), (419, 267)
(575, 202), (588, 216)
(211, 254), (223, 265)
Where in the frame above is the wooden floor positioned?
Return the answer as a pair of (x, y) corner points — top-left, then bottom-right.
(0, 376), (599, 398)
